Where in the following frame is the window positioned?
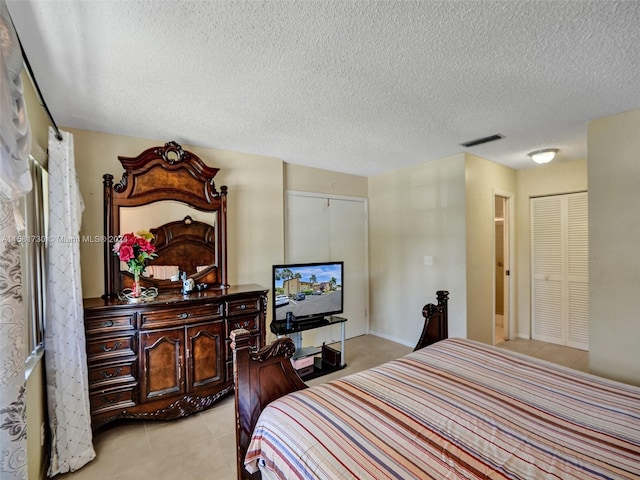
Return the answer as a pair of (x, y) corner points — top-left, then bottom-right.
(20, 155), (48, 361)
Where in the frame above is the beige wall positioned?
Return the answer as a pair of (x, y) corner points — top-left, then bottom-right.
(588, 109), (640, 385)
(368, 154), (468, 345)
(71, 130), (285, 300)
(465, 154), (517, 344)
(285, 163), (368, 198)
(515, 159), (588, 338)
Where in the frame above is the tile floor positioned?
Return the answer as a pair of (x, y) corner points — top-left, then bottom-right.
(55, 335), (588, 480)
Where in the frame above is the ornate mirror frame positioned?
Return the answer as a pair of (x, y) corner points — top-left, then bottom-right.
(103, 141), (228, 298)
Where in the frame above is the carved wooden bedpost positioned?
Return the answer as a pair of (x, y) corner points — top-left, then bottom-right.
(231, 329), (307, 480)
(103, 173), (115, 298)
(219, 185), (229, 288)
(414, 290), (449, 350)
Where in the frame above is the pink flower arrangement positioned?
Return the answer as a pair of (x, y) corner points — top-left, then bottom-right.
(113, 230), (157, 277)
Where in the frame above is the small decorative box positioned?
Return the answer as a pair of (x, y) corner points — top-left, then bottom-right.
(291, 355), (315, 370)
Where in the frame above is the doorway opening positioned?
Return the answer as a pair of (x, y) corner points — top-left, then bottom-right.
(494, 194), (511, 344)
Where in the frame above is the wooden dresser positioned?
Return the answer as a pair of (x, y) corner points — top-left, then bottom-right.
(86, 142), (268, 429)
(84, 285), (266, 430)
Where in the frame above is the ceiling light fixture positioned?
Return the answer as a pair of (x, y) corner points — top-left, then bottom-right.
(528, 148), (558, 164)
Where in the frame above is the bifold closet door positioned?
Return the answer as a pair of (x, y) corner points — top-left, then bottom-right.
(531, 192), (589, 350)
(286, 193), (368, 343)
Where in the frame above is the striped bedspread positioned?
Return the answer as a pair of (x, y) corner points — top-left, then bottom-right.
(245, 338), (640, 479)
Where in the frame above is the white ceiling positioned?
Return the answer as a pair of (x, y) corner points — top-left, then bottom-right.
(6, 0), (640, 176)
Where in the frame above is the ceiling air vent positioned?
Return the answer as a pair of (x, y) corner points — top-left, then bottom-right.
(460, 134), (504, 148)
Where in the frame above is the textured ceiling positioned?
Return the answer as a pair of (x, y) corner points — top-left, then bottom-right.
(6, 0), (640, 176)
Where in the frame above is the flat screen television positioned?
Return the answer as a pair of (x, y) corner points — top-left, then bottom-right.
(272, 261), (344, 323)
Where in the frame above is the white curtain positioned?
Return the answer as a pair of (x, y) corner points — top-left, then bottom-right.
(0, 2), (31, 198)
(0, 1), (31, 478)
(45, 127), (95, 476)
(0, 199), (27, 479)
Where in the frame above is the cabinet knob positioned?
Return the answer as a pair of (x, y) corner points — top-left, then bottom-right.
(240, 304), (246, 310)
(100, 341), (121, 352)
(101, 393), (123, 405)
(100, 367), (122, 378)
(233, 320), (251, 329)
(102, 320), (114, 328)
(180, 312), (189, 319)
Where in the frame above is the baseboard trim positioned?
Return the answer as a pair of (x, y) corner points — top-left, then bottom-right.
(368, 330), (414, 348)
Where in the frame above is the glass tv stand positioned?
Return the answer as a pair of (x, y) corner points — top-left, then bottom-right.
(270, 315), (347, 380)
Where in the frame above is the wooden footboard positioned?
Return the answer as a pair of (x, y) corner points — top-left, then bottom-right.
(231, 330), (307, 480)
(231, 290), (449, 480)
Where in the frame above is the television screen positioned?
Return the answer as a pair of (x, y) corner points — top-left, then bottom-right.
(272, 261), (343, 322)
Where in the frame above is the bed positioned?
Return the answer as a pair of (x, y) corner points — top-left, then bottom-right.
(231, 291), (640, 480)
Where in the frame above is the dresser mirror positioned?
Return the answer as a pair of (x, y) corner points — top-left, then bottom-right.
(103, 141), (228, 297)
(119, 202), (219, 280)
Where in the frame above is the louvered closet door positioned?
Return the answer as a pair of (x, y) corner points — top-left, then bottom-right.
(531, 192), (589, 350)
(566, 194), (589, 349)
(531, 196), (564, 345)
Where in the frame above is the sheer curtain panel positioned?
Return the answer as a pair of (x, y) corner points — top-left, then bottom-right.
(0, 1), (32, 478)
(45, 127), (95, 475)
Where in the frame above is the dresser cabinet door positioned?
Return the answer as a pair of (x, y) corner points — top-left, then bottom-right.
(139, 328), (185, 402)
(187, 322), (225, 391)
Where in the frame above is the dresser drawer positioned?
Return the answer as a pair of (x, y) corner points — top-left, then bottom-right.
(88, 359), (137, 390)
(85, 312), (135, 336)
(87, 335), (136, 363)
(226, 297), (260, 317)
(139, 302), (223, 329)
(90, 386), (136, 415)
(226, 314), (260, 335)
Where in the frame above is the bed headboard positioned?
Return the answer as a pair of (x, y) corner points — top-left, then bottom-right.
(103, 141), (228, 297)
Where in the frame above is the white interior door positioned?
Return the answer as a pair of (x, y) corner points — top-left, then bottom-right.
(566, 193), (589, 349)
(531, 192), (589, 350)
(328, 198), (368, 339)
(286, 195), (330, 262)
(531, 195), (564, 345)
(286, 192), (368, 346)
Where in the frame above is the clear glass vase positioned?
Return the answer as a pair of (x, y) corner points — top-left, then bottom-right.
(133, 270), (142, 297)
